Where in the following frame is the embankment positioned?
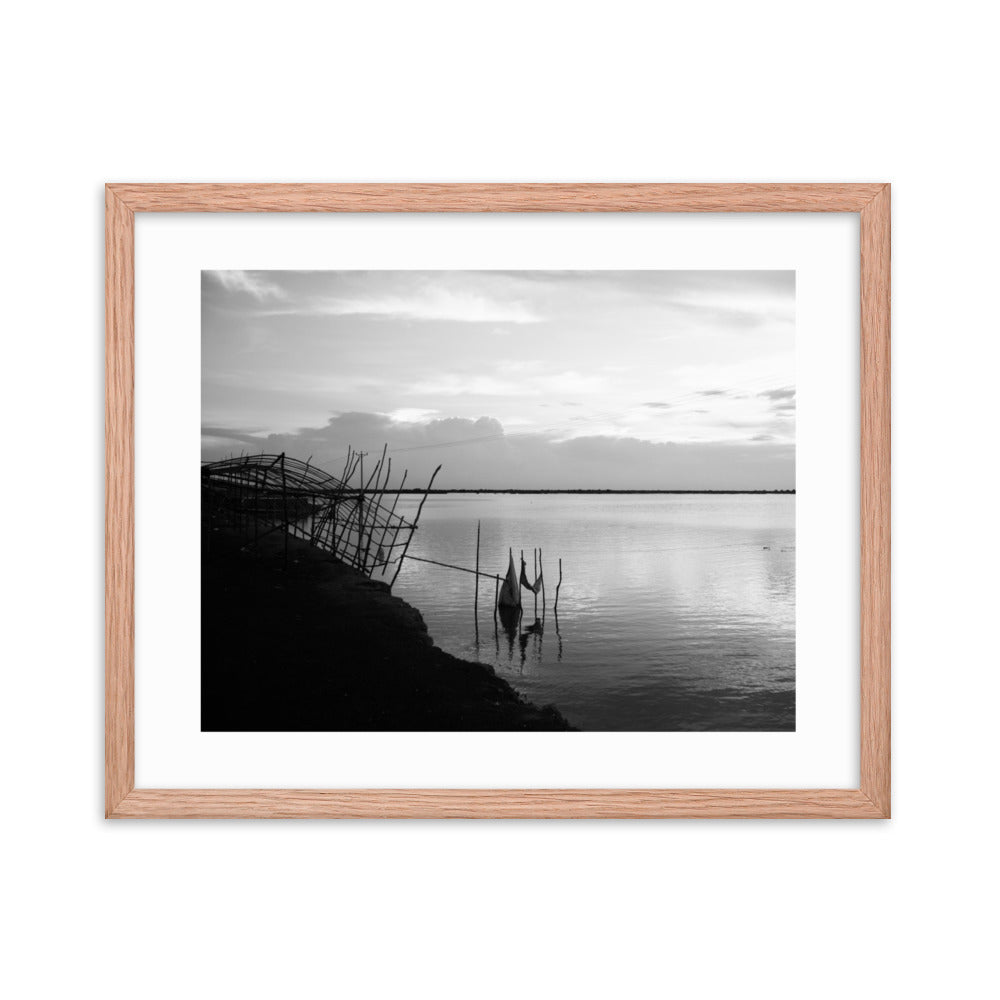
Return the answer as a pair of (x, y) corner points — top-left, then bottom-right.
(202, 529), (573, 731)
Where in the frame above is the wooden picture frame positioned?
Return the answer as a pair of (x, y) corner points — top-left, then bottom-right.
(106, 183), (890, 818)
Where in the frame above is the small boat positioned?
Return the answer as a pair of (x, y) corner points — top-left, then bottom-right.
(498, 550), (521, 608)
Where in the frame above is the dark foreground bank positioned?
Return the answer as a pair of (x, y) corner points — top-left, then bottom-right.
(202, 529), (574, 731)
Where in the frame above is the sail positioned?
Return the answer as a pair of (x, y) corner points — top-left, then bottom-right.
(498, 552), (521, 608)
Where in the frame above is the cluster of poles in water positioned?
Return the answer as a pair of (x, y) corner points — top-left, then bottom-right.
(404, 520), (563, 657)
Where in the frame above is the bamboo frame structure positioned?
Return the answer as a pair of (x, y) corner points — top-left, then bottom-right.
(201, 451), (426, 579)
(106, 182), (890, 819)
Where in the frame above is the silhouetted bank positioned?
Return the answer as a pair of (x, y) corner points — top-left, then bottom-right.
(202, 529), (573, 731)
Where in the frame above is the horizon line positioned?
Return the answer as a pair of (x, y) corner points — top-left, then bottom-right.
(397, 488), (796, 495)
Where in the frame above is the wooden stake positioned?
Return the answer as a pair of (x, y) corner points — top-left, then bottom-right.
(377, 468), (409, 576)
(404, 554), (500, 581)
(533, 548), (538, 618)
(332, 449), (363, 556)
(374, 465), (406, 575)
(539, 548), (545, 620)
(280, 452), (288, 567)
(339, 446), (353, 485)
(474, 520), (481, 620)
(360, 445), (389, 571)
(389, 464), (441, 588)
(555, 558), (562, 613)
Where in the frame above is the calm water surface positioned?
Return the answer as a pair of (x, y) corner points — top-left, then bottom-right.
(390, 494), (795, 731)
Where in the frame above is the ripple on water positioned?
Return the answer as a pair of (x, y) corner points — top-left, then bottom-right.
(392, 493), (795, 731)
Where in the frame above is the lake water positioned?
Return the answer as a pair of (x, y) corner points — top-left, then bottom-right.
(390, 494), (795, 731)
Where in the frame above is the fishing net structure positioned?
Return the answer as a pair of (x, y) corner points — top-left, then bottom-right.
(201, 449), (438, 584)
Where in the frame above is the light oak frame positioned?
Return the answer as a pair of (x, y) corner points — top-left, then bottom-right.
(106, 183), (890, 818)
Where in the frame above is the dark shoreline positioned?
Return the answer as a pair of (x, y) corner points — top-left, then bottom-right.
(201, 529), (574, 732)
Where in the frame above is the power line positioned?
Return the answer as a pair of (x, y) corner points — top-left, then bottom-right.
(387, 432), (506, 453)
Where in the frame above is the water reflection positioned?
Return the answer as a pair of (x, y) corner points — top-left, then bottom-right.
(496, 603), (520, 663)
(392, 494), (795, 731)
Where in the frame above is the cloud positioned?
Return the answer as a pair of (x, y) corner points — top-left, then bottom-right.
(698, 389), (728, 397)
(207, 270), (287, 302)
(642, 402), (673, 409)
(267, 287), (540, 325)
(758, 387), (797, 417)
(411, 370), (606, 398)
(759, 386), (796, 402)
(383, 408), (440, 423)
(202, 411), (794, 490)
(200, 425), (269, 445)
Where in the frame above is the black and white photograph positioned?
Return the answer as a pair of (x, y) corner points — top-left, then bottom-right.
(201, 269), (795, 732)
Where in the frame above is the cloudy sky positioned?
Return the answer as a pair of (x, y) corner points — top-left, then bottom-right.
(202, 270), (795, 489)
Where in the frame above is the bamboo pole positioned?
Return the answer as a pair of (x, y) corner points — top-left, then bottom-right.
(389, 464), (441, 588)
(331, 450), (358, 556)
(374, 466), (407, 574)
(344, 450), (380, 569)
(332, 459), (363, 555)
(342, 450), (362, 488)
(540, 548), (545, 621)
(351, 498), (363, 569)
(403, 554), (500, 581)
(339, 446), (353, 486)
(253, 462), (261, 542)
(360, 458), (385, 566)
(354, 451), (368, 570)
(474, 519), (481, 620)
(555, 558), (562, 613)
(379, 474), (410, 577)
(361, 446), (389, 571)
(238, 470), (242, 536)
(533, 547), (538, 618)
(357, 448), (386, 569)
(280, 452), (288, 567)
(333, 450), (363, 560)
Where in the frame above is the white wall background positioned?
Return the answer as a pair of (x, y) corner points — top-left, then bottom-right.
(2, 2), (997, 997)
